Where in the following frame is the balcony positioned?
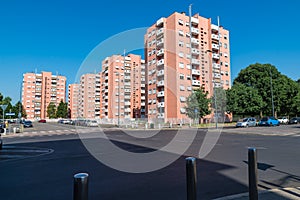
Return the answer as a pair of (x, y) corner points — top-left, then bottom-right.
(141, 96), (145, 100)
(157, 80), (164, 87)
(157, 59), (164, 67)
(141, 84), (145, 87)
(212, 34), (219, 40)
(212, 54), (220, 60)
(158, 102), (165, 108)
(125, 108), (131, 112)
(156, 17), (164, 26)
(141, 102), (146, 106)
(157, 49), (164, 57)
(191, 38), (199, 45)
(124, 95), (130, 99)
(214, 83), (222, 88)
(191, 27), (199, 35)
(124, 89), (131, 93)
(157, 69), (164, 76)
(157, 91), (165, 97)
(213, 63), (220, 69)
(124, 76), (130, 80)
(213, 73), (221, 79)
(191, 48), (200, 55)
(141, 90), (145, 94)
(212, 43), (219, 50)
(157, 39), (164, 47)
(191, 17), (199, 25)
(125, 101), (131, 106)
(156, 28), (164, 36)
(191, 59), (200, 65)
(192, 80), (201, 86)
(211, 24), (219, 32)
(192, 69), (200, 75)
(157, 113), (165, 119)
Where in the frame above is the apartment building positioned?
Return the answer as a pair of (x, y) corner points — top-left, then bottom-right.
(68, 84), (79, 119)
(145, 12), (231, 123)
(100, 54), (146, 122)
(77, 74), (101, 119)
(22, 71), (66, 119)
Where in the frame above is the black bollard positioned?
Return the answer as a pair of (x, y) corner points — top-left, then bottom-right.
(186, 157), (197, 200)
(248, 148), (258, 200)
(73, 173), (89, 200)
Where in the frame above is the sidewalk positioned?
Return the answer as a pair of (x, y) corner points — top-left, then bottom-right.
(214, 187), (300, 200)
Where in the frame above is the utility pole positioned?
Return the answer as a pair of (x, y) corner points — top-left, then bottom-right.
(270, 68), (275, 117)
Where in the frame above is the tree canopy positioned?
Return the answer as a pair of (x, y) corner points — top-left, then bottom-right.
(185, 89), (211, 120)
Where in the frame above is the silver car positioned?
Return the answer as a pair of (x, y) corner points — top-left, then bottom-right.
(236, 117), (257, 128)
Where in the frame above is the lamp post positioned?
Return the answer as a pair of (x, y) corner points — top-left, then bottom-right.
(115, 72), (120, 127)
(270, 68), (275, 117)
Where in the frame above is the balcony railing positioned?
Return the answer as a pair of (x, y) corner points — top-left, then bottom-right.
(158, 102), (165, 108)
(192, 80), (201, 86)
(157, 49), (164, 56)
(157, 91), (165, 97)
(192, 69), (200, 75)
(157, 80), (164, 87)
(157, 59), (164, 67)
(191, 27), (199, 35)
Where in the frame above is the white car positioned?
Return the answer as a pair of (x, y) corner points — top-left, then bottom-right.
(278, 117), (289, 124)
(236, 117), (257, 128)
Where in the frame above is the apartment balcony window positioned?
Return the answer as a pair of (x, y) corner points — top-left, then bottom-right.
(157, 69), (164, 77)
(192, 80), (201, 86)
(157, 80), (164, 87)
(191, 27), (199, 35)
(191, 59), (200, 65)
(156, 28), (164, 36)
(212, 54), (220, 60)
(157, 91), (165, 97)
(191, 48), (200, 55)
(192, 69), (201, 76)
(212, 34), (219, 40)
(157, 59), (164, 67)
(157, 39), (164, 47)
(180, 108), (186, 114)
(211, 24), (219, 32)
(158, 102), (165, 108)
(191, 17), (199, 25)
(156, 17), (164, 26)
(212, 43), (219, 50)
(157, 49), (164, 57)
(213, 63), (220, 69)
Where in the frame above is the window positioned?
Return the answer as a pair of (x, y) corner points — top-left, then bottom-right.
(179, 41), (184, 47)
(224, 43), (228, 49)
(180, 85), (185, 91)
(179, 74), (184, 80)
(178, 30), (184, 36)
(179, 52), (184, 58)
(179, 62), (184, 69)
(178, 19), (184, 25)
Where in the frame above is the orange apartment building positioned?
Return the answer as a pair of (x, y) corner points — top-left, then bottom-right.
(77, 73), (101, 119)
(68, 83), (79, 119)
(145, 12), (231, 123)
(100, 54), (146, 123)
(22, 71), (66, 120)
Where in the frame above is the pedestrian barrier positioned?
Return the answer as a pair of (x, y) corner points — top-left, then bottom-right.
(73, 173), (89, 200)
(186, 157), (197, 200)
(248, 148), (258, 200)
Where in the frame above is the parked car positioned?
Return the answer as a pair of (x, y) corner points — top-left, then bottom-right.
(278, 116), (289, 124)
(86, 120), (98, 127)
(38, 119), (46, 123)
(236, 117), (257, 128)
(23, 120), (33, 128)
(288, 117), (300, 124)
(258, 116), (279, 126)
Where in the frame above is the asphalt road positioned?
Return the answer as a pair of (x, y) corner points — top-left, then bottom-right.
(1, 123), (300, 200)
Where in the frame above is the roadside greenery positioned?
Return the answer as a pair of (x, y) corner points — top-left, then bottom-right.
(185, 89), (211, 120)
(0, 93), (26, 119)
(47, 100), (68, 119)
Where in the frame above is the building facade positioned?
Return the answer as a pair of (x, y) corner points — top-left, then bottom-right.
(145, 12), (231, 123)
(22, 71), (66, 120)
(99, 54), (146, 122)
(68, 84), (79, 119)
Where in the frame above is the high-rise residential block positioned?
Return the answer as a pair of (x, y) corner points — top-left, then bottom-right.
(68, 83), (80, 119)
(100, 54), (146, 122)
(22, 71), (66, 119)
(145, 12), (231, 123)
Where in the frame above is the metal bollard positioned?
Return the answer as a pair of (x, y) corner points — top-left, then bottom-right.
(73, 173), (89, 200)
(186, 157), (197, 200)
(248, 148), (258, 200)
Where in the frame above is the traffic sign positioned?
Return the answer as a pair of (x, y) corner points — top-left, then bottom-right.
(5, 113), (15, 116)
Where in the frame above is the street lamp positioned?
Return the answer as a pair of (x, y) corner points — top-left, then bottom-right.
(270, 68), (275, 117)
(115, 72), (120, 127)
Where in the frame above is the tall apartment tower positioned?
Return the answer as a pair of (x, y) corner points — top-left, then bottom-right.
(100, 54), (146, 122)
(77, 74), (101, 119)
(145, 12), (231, 123)
(22, 71), (66, 119)
(68, 83), (80, 119)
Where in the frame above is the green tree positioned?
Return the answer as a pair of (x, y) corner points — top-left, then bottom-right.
(56, 100), (68, 118)
(211, 88), (227, 121)
(226, 83), (264, 117)
(12, 101), (27, 118)
(47, 102), (57, 119)
(234, 63), (299, 117)
(0, 96), (12, 119)
(185, 89), (211, 120)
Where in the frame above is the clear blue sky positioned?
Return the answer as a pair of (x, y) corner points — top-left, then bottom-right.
(1, 0), (300, 103)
